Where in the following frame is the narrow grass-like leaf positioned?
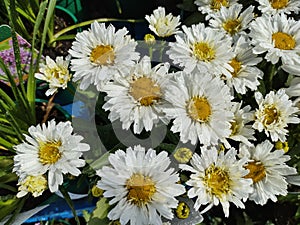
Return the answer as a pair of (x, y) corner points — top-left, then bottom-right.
(0, 137), (14, 149)
(59, 185), (80, 225)
(8, 0), (26, 96)
(27, 0), (48, 122)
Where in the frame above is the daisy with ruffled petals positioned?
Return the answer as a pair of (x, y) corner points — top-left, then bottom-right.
(167, 23), (234, 76)
(180, 146), (253, 217)
(256, 0), (300, 15)
(102, 56), (171, 134)
(164, 71), (233, 145)
(253, 89), (300, 142)
(209, 4), (255, 38)
(194, 0), (238, 17)
(224, 35), (263, 94)
(145, 6), (181, 38)
(69, 21), (139, 91)
(16, 174), (48, 198)
(239, 140), (297, 205)
(35, 56), (71, 96)
(97, 145), (185, 225)
(13, 120), (90, 193)
(249, 13), (300, 65)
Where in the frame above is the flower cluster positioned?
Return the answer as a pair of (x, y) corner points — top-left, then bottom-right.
(0, 35), (32, 85)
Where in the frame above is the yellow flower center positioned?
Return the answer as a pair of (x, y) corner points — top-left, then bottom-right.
(270, 0), (289, 9)
(187, 96), (212, 122)
(173, 147), (193, 163)
(129, 76), (161, 106)
(263, 105), (279, 125)
(244, 161), (266, 183)
(126, 173), (156, 206)
(46, 67), (70, 85)
(175, 202), (190, 219)
(230, 120), (239, 136)
(90, 45), (115, 65)
(223, 19), (241, 36)
(272, 32), (296, 50)
(193, 42), (216, 62)
(229, 58), (242, 77)
(38, 141), (62, 165)
(203, 164), (231, 198)
(211, 0), (229, 10)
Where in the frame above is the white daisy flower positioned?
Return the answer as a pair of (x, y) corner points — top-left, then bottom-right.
(249, 13), (300, 65)
(102, 56), (171, 134)
(96, 145), (186, 225)
(209, 4), (255, 38)
(225, 102), (256, 147)
(13, 120), (90, 193)
(180, 146), (253, 217)
(35, 56), (71, 96)
(145, 6), (181, 38)
(164, 71), (234, 146)
(253, 89), (300, 142)
(167, 23), (234, 77)
(16, 174), (48, 198)
(69, 21), (139, 91)
(224, 35), (263, 94)
(239, 140), (297, 205)
(256, 0), (300, 15)
(194, 0), (238, 17)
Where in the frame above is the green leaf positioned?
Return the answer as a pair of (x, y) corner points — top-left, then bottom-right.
(59, 185), (80, 225)
(87, 198), (111, 225)
(0, 195), (21, 222)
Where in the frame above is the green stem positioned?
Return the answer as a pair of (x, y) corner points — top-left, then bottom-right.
(42, 93), (56, 124)
(59, 185), (81, 225)
(50, 18), (144, 45)
(267, 63), (277, 91)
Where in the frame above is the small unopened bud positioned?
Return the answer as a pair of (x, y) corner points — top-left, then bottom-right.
(91, 185), (103, 197)
(144, 34), (156, 45)
(275, 141), (289, 153)
(174, 147), (193, 163)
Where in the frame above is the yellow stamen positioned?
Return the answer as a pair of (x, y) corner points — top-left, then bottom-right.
(270, 0), (289, 9)
(230, 120), (240, 136)
(187, 96), (212, 122)
(193, 42), (216, 62)
(203, 164), (231, 198)
(38, 141), (62, 165)
(90, 45), (115, 65)
(272, 32), (296, 50)
(211, 0), (229, 10)
(223, 19), (241, 36)
(263, 105), (279, 126)
(129, 76), (161, 106)
(126, 173), (156, 206)
(229, 58), (242, 77)
(244, 161), (266, 183)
